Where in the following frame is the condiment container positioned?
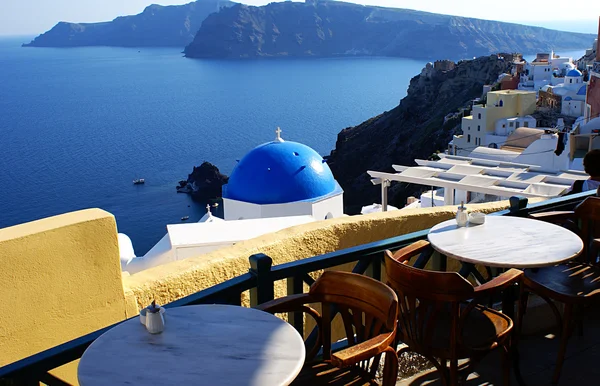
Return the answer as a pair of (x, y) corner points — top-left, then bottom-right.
(456, 201), (468, 227)
(144, 300), (165, 334)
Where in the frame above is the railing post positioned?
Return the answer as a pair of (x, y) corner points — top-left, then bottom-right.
(249, 254), (274, 307)
(287, 276), (304, 334)
(509, 196), (528, 216)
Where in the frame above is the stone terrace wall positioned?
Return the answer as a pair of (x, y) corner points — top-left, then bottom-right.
(123, 200), (517, 310)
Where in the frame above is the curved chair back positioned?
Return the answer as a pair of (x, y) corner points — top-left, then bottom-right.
(384, 241), (474, 355)
(309, 271), (398, 361)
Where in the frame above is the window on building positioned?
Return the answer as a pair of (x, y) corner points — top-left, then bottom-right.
(467, 134), (471, 143)
(502, 124), (506, 128)
(516, 122), (520, 128)
(468, 126), (470, 131)
(509, 122), (514, 127)
(524, 121), (529, 127)
(570, 79), (573, 84)
(477, 125), (480, 131)
(478, 113), (481, 119)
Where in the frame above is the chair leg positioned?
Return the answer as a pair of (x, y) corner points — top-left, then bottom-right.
(423, 356), (450, 386)
(381, 347), (399, 386)
(449, 358), (459, 386)
(552, 303), (574, 384)
(517, 289), (529, 338)
(501, 340), (511, 386)
(514, 287), (527, 386)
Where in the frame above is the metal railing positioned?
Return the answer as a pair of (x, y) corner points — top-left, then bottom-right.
(0, 191), (594, 385)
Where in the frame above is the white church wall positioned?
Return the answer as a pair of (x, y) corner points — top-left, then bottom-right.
(223, 198), (261, 220)
(515, 135), (570, 172)
(225, 194), (344, 221)
(562, 100), (585, 117)
(260, 201), (311, 218)
(310, 194), (344, 220)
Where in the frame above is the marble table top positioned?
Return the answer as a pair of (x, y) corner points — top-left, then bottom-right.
(78, 305), (306, 386)
(427, 216), (583, 268)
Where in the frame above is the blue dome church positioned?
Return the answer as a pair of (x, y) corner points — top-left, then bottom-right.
(222, 129), (344, 220)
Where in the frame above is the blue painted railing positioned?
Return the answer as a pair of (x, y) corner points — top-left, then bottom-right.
(0, 191), (594, 385)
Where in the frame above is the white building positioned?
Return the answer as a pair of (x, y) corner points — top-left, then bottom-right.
(543, 69), (587, 117)
(451, 90), (537, 156)
(222, 130), (344, 221)
(369, 124), (594, 209)
(121, 130), (345, 274)
(519, 52), (576, 92)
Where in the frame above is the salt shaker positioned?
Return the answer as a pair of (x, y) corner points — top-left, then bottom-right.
(456, 201), (468, 227)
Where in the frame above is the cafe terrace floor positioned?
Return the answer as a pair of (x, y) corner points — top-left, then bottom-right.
(396, 306), (600, 385)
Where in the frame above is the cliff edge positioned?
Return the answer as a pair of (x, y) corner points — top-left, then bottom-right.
(184, 2), (594, 59)
(327, 55), (512, 213)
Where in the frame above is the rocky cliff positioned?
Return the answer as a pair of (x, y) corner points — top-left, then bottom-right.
(177, 161), (229, 200)
(23, 0), (234, 48)
(184, 2), (594, 59)
(326, 55), (512, 213)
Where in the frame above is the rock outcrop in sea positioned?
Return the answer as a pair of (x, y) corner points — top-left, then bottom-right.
(23, 0), (234, 48)
(177, 162), (229, 200)
(326, 55), (513, 214)
(184, 2), (594, 59)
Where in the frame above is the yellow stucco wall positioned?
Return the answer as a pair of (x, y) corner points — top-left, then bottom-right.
(1, 200), (540, 382)
(123, 200), (519, 310)
(0, 209), (135, 383)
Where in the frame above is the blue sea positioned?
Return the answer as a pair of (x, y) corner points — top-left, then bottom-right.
(0, 36), (432, 254)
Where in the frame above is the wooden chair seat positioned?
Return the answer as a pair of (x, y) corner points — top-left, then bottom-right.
(257, 271), (399, 386)
(425, 304), (512, 357)
(519, 197), (600, 383)
(524, 262), (600, 302)
(384, 241), (521, 386)
(291, 361), (378, 386)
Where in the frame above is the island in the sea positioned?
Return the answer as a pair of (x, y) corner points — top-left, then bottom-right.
(22, 0), (234, 48)
(183, 1), (595, 59)
(24, 0), (594, 61)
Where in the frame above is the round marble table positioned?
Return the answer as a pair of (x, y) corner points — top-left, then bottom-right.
(78, 305), (306, 386)
(427, 216), (583, 268)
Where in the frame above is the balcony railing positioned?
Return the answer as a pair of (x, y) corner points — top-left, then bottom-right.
(0, 191), (595, 385)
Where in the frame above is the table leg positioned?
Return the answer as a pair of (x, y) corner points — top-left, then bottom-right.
(503, 283), (527, 386)
(413, 245), (434, 269)
(458, 263), (487, 285)
(432, 253), (447, 272)
(458, 262), (472, 278)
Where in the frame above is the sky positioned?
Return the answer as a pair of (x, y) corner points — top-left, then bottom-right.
(0, 0), (599, 36)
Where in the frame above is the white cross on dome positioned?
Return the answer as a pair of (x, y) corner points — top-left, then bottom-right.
(275, 127), (284, 142)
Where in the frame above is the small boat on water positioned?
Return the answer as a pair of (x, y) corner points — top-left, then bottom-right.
(133, 178), (145, 185)
(181, 216), (190, 221)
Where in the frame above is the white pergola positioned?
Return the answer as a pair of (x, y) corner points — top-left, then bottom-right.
(368, 154), (588, 209)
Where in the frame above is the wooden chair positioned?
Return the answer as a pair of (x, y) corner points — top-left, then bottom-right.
(384, 241), (522, 386)
(521, 196), (600, 384)
(257, 271), (399, 386)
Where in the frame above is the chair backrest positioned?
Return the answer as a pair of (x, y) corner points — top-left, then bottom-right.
(309, 271), (398, 360)
(384, 242), (474, 355)
(574, 197), (600, 263)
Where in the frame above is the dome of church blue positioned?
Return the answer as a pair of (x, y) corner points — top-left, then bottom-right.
(578, 85), (587, 95)
(566, 69), (582, 77)
(223, 140), (340, 205)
